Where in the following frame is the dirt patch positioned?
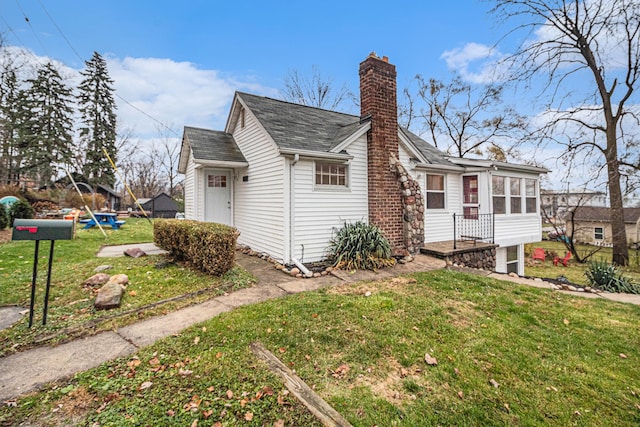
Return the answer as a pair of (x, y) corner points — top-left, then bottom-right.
(353, 357), (424, 405)
(442, 299), (479, 328)
(0, 228), (11, 244)
(326, 277), (418, 296)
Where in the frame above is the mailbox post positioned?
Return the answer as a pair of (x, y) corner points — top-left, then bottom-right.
(12, 219), (74, 327)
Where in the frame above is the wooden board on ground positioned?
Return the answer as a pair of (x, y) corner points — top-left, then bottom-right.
(249, 341), (352, 427)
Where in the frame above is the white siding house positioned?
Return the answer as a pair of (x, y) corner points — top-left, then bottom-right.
(178, 54), (547, 274)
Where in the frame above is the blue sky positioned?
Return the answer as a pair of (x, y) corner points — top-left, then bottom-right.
(1, 0), (504, 132)
(4, 0), (638, 198)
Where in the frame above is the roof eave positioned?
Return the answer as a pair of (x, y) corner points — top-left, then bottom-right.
(194, 159), (249, 169)
(279, 148), (354, 161)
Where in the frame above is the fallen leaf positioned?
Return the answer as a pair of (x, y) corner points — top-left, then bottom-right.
(457, 391), (464, 399)
(128, 290), (137, 296)
(504, 403), (510, 412)
(489, 379), (500, 388)
(305, 354), (311, 360)
(412, 326), (419, 331)
(166, 409), (175, 416)
(425, 353), (438, 366)
(278, 347), (286, 353)
(331, 364), (350, 378)
(138, 381), (152, 391)
(191, 420), (198, 427)
(574, 410), (582, 416)
(149, 356), (160, 366)
(312, 313), (318, 318)
(193, 336), (200, 345)
(179, 369), (193, 377)
(274, 420), (285, 427)
(226, 390), (234, 399)
(263, 386), (274, 396)
(202, 409), (213, 419)
(127, 358), (141, 368)
(454, 368), (460, 376)
(620, 353), (628, 359)
(202, 327), (207, 332)
(213, 423), (222, 427)
(207, 386), (215, 392)
(400, 368), (409, 378)
(215, 352), (223, 359)
(563, 318), (570, 326)
(244, 412), (254, 421)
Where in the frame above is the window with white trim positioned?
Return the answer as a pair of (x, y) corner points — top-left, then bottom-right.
(315, 162), (348, 187)
(492, 176), (506, 214)
(510, 178), (522, 214)
(594, 227), (604, 240)
(506, 245), (519, 274)
(525, 179), (537, 213)
(426, 174), (445, 209)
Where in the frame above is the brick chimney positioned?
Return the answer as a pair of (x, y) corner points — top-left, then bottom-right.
(359, 53), (405, 255)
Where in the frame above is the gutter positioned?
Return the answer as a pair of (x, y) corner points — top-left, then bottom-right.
(280, 148), (353, 161)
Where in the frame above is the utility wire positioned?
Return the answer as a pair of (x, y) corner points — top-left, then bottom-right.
(34, 0), (180, 136)
(14, 0), (50, 58)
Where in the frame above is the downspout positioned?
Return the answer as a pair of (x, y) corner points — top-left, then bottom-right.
(289, 153), (313, 278)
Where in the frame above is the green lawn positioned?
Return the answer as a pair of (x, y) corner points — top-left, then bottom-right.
(1, 271), (639, 426)
(525, 241), (640, 286)
(0, 219), (254, 356)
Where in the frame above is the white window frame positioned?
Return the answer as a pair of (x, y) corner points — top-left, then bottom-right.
(525, 179), (538, 214)
(594, 227), (604, 241)
(425, 174), (446, 210)
(492, 175), (506, 215)
(506, 245), (519, 274)
(510, 177), (523, 214)
(314, 161), (349, 190)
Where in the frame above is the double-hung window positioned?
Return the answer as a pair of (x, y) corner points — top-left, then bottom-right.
(525, 179), (537, 213)
(594, 227), (604, 240)
(426, 174), (445, 209)
(510, 178), (522, 214)
(492, 176), (506, 214)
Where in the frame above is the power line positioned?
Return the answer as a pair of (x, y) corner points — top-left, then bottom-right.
(14, 0), (50, 58)
(33, 0), (180, 137)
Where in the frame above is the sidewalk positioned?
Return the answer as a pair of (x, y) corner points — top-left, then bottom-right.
(2, 247), (639, 402)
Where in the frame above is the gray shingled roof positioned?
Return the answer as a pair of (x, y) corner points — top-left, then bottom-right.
(573, 206), (640, 224)
(237, 92), (452, 165)
(184, 126), (247, 163)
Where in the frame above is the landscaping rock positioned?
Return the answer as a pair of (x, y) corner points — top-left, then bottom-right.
(95, 282), (125, 310)
(107, 274), (129, 286)
(290, 268), (300, 277)
(124, 248), (147, 258)
(82, 273), (111, 287)
(94, 265), (113, 273)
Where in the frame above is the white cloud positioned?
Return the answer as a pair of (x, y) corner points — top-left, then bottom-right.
(107, 56), (276, 137)
(1, 46), (278, 141)
(441, 42), (506, 84)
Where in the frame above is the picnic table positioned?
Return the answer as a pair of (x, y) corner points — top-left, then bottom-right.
(80, 213), (126, 230)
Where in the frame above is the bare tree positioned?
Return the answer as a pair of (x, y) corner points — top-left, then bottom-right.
(411, 75), (526, 158)
(155, 124), (182, 200)
(491, 0), (640, 265)
(282, 66), (355, 112)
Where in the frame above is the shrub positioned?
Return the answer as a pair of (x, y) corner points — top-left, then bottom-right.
(585, 261), (640, 294)
(154, 219), (239, 276)
(0, 203), (7, 230)
(328, 221), (395, 270)
(8, 199), (34, 227)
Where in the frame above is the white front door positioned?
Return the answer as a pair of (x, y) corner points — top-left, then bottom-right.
(204, 170), (231, 225)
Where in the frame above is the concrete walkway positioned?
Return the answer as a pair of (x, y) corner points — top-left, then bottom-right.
(1, 246), (639, 402)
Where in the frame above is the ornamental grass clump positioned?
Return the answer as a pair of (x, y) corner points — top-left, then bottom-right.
(328, 221), (395, 270)
(585, 260), (640, 294)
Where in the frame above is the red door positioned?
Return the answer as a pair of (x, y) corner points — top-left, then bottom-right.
(463, 175), (478, 219)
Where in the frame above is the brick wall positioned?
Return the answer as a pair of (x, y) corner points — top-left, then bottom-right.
(359, 53), (405, 255)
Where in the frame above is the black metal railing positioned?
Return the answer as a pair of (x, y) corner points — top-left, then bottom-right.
(453, 213), (494, 249)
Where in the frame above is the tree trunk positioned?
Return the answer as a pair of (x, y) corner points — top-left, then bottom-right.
(606, 128), (629, 265)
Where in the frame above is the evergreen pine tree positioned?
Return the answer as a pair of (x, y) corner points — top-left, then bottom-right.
(21, 62), (75, 187)
(0, 68), (24, 185)
(78, 52), (117, 187)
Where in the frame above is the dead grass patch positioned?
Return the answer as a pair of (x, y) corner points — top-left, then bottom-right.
(353, 357), (425, 405)
(442, 298), (479, 328)
(327, 277), (418, 296)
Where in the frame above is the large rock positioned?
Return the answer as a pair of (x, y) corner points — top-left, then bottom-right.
(124, 248), (147, 258)
(94, 282), (125, 310)
(107, 274), (129, 286)
(82, 273), (111, 287)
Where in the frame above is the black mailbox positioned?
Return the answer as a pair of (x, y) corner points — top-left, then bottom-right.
(11, 218), (74, 327)
(12, 219), (74, 241)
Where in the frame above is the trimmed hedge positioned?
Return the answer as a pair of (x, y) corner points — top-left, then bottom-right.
(153, 219), (240, 276)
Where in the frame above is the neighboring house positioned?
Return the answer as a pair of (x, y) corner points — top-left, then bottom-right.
(567, 206), (640, 246)
(74, 183), (121, 211)
(178, 53), (548, 275)
(541, 189), (607, 221)
(137, 193), (179, 218)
